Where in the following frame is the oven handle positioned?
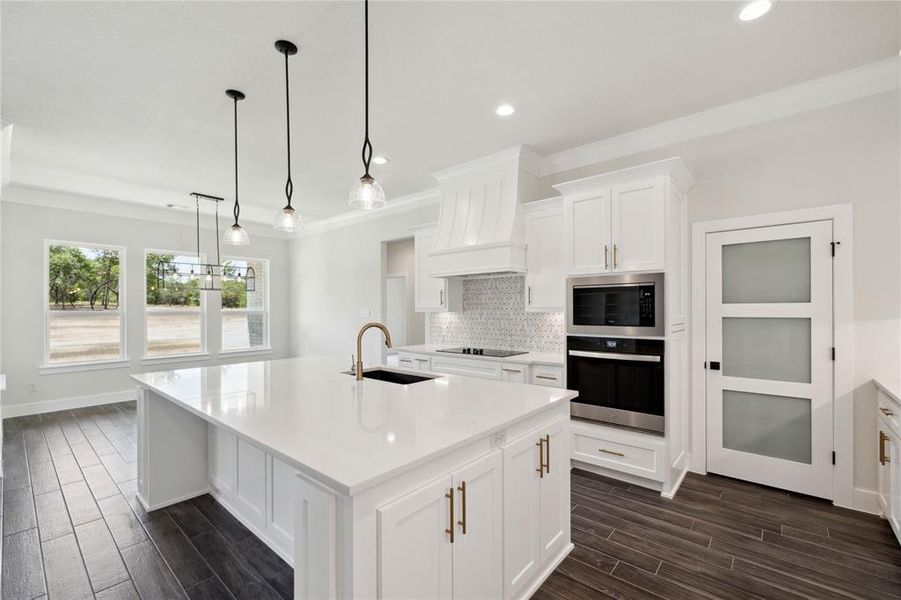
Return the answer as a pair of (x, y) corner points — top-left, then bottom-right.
(568, 350), (661, 363)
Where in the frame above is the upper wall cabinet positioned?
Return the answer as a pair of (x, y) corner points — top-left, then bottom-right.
(555, 158), (693, 277)
(413, 224), (462, 312)
(524, 199), (565, 312)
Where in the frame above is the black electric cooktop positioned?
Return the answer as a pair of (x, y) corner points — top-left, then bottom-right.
(436, 347), (528, 358)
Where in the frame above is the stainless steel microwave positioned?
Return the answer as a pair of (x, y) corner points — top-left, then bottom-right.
(566, 272), (664, 337)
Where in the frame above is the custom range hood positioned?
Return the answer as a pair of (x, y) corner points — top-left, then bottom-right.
(428, 146), (539, 278)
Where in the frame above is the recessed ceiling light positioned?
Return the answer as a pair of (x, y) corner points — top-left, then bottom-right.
(495, 103), (515, 117)
(372, 155), (389, 165)
(739, 0), (772, 21)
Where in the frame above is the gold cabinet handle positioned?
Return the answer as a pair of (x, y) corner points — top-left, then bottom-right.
(880, 407), (895, 416)
(440, 289), (444, 306)
(535, 374), (558, 381)
(445, 487), (455, 543)
(613, 244), (618, 269)
(535, 438), (545, 478)
(457, 481), (467, 534)
(879, 431), (891, 465)
(544, 434), (551, 474)
(527, 285), (532, 305)
(502, 368), (522, 374)
(604, 244), (609, 270)
(599, 448), (625, 457)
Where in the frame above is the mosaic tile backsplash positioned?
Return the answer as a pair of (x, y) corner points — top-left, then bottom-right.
(427, 275), (565, 354)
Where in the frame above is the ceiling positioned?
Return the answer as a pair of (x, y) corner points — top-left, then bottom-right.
(2, 1), (898, 224)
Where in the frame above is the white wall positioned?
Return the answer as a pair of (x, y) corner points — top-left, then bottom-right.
(545, 90), (901, 493)
(288, 205), (439, 368)
(0, 189), (291, 415)
(385, 238), (425, 347)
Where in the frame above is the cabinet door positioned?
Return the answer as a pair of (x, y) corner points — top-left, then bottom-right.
(565, 191), (611, 275)
(415, 228), (447, 312)
(452, 451), (503, 600)
(525, 208), (565, 311)
(379, 475), (454, 599)
(500, 364), (527, 383)
(610, 179), (665, 272)
(502, 429), (542, 599)
(538, 417), (570, 564)
(886, 429), (901, 541)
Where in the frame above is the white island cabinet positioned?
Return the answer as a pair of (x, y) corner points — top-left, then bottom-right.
(133, 356), (575, 599)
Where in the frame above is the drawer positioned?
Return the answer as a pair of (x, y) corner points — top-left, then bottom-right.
(500, 363), (528, 383)
(397, 353), (431, 372)
(430, 356), (502, 380)
(877, 390), (901, 435)
(571, 421), (665, 482)
(530, 365), (564, 388)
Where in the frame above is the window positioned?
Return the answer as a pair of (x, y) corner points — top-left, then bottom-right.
(46, 241), (125, 365)
(221, 257), (268, 351)
(145, 251), (206, 357)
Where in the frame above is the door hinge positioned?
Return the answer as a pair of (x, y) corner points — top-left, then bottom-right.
(831, 347), (835, 361)
(831, 241), (841, 257)
(832, 451), (836, 465)
(703, 361), (707, 369)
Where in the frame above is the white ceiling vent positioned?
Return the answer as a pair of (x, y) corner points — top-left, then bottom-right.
(428, 146), (539, 278)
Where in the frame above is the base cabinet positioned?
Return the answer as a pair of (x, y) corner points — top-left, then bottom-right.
(378, 451), (503, 600)
(503, 416), (570, 599)
(876, 387), (901, 545)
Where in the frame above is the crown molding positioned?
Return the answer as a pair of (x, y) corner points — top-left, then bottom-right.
(539, 56), (901, 176)
(296, 187), (442, 237)
(0, 183), (294, 239)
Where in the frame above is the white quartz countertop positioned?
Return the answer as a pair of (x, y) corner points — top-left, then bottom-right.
(875, 378), (901, 405)
(132, 356), (576, 496)
(394, 344), (565, 367)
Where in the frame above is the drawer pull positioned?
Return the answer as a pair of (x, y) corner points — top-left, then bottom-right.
(879, 407), (895, 417)
(599, 448), (625, 457)
(399, 359), (413, 364)
(535, 374), (558, 381)
(502, 368), (522, 374)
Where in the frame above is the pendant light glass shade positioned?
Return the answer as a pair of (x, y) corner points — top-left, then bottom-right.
(274, 205), (303, 231)
(223, 223), (250, 246)
(349, 174), (386, 210)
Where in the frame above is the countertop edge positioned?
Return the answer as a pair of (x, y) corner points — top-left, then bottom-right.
(395, 345), (565, 367)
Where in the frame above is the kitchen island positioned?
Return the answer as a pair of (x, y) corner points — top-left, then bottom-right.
(132, 355), (575, 599)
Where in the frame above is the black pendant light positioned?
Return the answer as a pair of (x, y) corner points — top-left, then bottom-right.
(348, 0), (386, 210)
(273, 40), (303, 231)
(223, 89), (250, 246)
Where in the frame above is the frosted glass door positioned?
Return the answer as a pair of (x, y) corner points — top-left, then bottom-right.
(705, 221), (834, 499)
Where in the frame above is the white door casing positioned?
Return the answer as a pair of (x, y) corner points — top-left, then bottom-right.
(705, 220), (834, 499)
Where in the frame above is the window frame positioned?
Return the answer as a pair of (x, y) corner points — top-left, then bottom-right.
(43, 239), (128, 369)
(143, 248), (209, 360)
(220, 255), (270, 354)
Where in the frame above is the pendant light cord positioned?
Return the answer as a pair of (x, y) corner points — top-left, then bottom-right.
(232, 95), (241, 226)
(360, 0), (372, 176)
(284, 51), (294, 208)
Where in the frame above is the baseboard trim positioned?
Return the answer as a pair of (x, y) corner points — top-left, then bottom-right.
(209, 489), (295, 567)
(1, 389), (137, 418)
(137, 488), (209, 512)
(852, 486), (880, 515)
(662, 466), (689, 499)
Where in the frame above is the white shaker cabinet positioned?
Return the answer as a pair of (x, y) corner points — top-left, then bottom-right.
(379, 451), (503, 600)
(555, 159), (693, 277)
(414, 224), (462, 312)
(564, 189), (611, 275)
(610, 180), (665, 273)
(524, 199), (565, 311)
(503, 416), (570, 599)
(876, 385), (901, 545)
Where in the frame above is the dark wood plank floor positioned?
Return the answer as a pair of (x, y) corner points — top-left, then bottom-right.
(537, 468), (901, 600)
(4, 403), (900, 599)
(1, 402), (292, 600)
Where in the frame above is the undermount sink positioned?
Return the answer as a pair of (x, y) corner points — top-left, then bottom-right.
(343, 368), (437, 385)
